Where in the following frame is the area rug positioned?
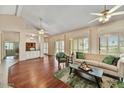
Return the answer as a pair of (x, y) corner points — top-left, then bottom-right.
(54, 67), (124, 88)
(0, 73), (2, 88)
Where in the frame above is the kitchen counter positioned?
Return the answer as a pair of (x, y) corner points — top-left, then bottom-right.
(25, 50), (40, 60)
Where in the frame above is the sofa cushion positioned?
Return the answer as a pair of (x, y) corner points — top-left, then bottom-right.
(56, 52), (66, 58)
(75, 59), (117, 72)
(84, 60), (118, 72)
(84, 53), (105, 62)
(102, 55), (115, 65)
(99, 62), (118, 72)
(82, 59), (100, 67)
(59, 58), (67, 61)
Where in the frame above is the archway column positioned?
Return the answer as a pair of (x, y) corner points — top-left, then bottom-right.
(38, 34), (44, 58)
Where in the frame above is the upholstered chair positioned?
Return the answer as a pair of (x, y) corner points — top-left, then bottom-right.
(56, 52), (68, 69)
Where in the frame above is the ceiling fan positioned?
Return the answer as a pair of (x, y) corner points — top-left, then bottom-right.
(37, 18), (47, 35)
(31, 17), (48, 36)
(88, 5), (124, 23)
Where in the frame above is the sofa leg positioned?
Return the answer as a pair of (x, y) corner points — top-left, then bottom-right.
(122, 78), (124, 82)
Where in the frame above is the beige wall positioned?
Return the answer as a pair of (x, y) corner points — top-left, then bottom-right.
(3, 31), (20, 42)
(48, 19), (124, 55)
(0, 15), (36, 31)
(48, 34), (65, 55)
(19, 32), (26, 61)
(1, 31), (20, 59)
(48, 28), (91, 55)
(0, 31), (1, 64)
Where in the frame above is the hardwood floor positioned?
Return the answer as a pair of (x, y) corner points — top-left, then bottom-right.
(8, 56), (70, 88)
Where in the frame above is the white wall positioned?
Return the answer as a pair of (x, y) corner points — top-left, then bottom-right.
(19, 32), (26, 61)
(26, 34), (39, 50)
(19, 32), (44, 61)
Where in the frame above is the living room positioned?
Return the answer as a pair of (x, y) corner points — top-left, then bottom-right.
(0, 1), (124, 92)
(49, 16), (124, 88)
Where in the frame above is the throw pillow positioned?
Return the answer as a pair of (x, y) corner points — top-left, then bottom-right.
(112, 57), (120, 66)
(102, 55), (115, 65)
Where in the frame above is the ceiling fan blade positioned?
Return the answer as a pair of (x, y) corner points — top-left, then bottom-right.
(91, 13), (103, 16)
(108, 5), (122, 13)
(32, 24), (41, 30)
(88, 18), (99, 24)
(111, 11), (124, 16)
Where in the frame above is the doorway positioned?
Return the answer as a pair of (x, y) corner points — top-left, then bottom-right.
(4, 42), (19, 59)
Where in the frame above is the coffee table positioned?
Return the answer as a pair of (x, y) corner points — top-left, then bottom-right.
(69, 63), (103, 88)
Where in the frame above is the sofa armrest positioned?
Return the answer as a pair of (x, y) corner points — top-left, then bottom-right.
(117, 58), (124, 78)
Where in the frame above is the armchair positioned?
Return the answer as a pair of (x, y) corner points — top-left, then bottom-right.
(56, 52), (68, 69)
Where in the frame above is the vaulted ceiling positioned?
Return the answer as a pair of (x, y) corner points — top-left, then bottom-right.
(0, 5), (124, 34)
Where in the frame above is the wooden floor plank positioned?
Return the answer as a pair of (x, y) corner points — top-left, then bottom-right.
(8, 56), (70, 88)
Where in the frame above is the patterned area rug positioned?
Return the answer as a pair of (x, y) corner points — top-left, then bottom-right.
(54, 67), (124, 88)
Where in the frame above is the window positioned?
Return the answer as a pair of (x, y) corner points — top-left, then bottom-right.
(83, 37), (89, 53)
(108, 34), (118, 53)
(55, 40), (64, 53)
(73, 39), (78, 53)
(100, 32), (124, 54)
(119, 33), (124, 53)
(70, 37), (89, 54)
(44, 42), (48, 54)
(5, 42), (14, 50)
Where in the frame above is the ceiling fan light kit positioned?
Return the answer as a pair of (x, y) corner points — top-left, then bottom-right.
(38, 29), (45, 35)
(98, 15), (111, 23)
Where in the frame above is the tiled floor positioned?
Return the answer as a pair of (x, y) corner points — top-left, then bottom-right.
(0, 56), (17, 88)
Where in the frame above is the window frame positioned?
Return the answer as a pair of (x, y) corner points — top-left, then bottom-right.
(43, 42), (48, 54)
(69, 36), (89, 54)
(99, 32), (124, 55)
(55, 40), (64, 54)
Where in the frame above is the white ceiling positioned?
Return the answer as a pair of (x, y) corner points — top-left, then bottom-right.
(0, 5), (124, 34)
